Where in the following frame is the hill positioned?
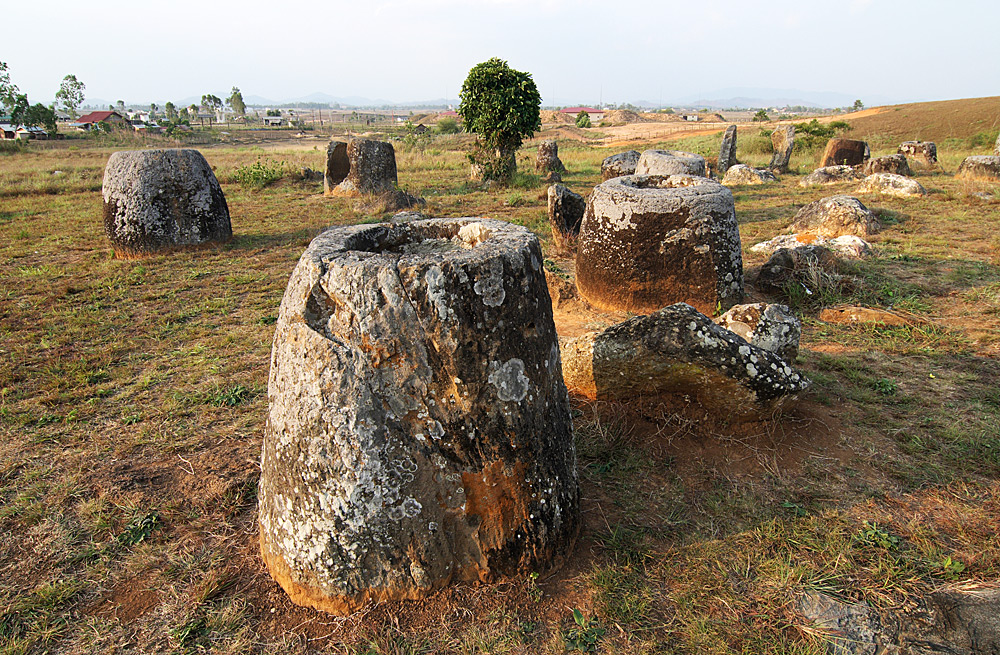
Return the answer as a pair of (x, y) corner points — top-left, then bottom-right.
(842, 96), (1000, 145)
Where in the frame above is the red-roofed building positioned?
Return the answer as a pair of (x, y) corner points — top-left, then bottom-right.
(71, 111), (128, 130)
(559, 106), (604, 121)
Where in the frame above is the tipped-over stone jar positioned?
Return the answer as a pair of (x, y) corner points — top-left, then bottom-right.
(259, 218), (580, 614)
(576, 174), (744, 315)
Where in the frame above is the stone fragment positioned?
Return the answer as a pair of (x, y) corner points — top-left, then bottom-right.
(799, 165), (864, 186)
(327, 138), (400, 196)
(715, 303), (801, 361)
(820, 138), (869, 167)
(769, 125), (795, 172)
(576, 174), (743, 315)
(750, 233), (873, 259)
(721, 164), (778, 186)
(896, 586), (1000, 654)
(547, 184), (586, 251)
(756, 245), (839, 293)
(560, 303), (810, 420)
(259, 218), (580, 615)
(542, 170), (562, 184)
(862, 154), (911, 177)
(856, 173), (926, 198)
(789, 195), (879, 238)
(535, 139), (566, 174)
(389, 210), (428, 223)
(898, 141), (937, 168)
(718, 125), (738, 174)
(818, 306), (917, 326)
(796, 591), (881, 655)
(323, 140), (349, 193)
(956, 155), (1000, 182)
(635, 149), (707, 177)
(102, 148), (231, 259)
(601, 150), (640, 180)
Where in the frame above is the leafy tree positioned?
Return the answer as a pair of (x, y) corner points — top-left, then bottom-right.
(178, 107), (189, 121)
(116, 100), (126, 114)
(575, 110), (592, 128)
(201, 94), (222, 112)
(24, 103), (57, 135)
(55, 74), (86, 119)
(458, 57), (541, 182)
(7, 93), (29, 126)
(853, 99), (864, 111)
(165, 101), (177, 121)
(752, 109), (769, 122)
(436, 116), (459, 134)
(266, 109), (281, 117)
(227, 86), (246, 115)
(149, 103), (157, 119)
(0, 61), (21, 115)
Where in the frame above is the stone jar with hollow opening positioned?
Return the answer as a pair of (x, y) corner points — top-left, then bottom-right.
(576, 174), (744, 315)
(259, 218), (580, 615)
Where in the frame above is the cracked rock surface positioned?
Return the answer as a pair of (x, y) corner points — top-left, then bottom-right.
(635, 149), (707, 177)
(560, 303), (810, 421)
(259, 218), (580, 615)
(601, 150), (640, 180)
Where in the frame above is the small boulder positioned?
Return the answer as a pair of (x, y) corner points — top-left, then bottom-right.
(856, 173), (926, 198)
(715, 303), (801, 361)
(535, 139), (566, 174)
(601, 150), (641, 180)
(102, 148), (231, 259)
(789, 195), (880, 238)
(862, 154), (911, 177)
(560, 303), (811, 421)
(956, 155), (1000, 182)
(756, 245), (839, 293)
(718, 125), (738, 174)
(819, 306), (916, 327)
(635, 149), (707, 177)
(750, 233), (873, 259)
(799, 165), (864, 186)
(722, 164), (778, 186)
(898, 141), (937, 168)
(797, 591), (881, 655)
(547, 184), (586, 251)
(769, 126), (795, 173)
(389, 210), (427, 223)
(819, 138), (869, 167)
(542, 170), (562, 184)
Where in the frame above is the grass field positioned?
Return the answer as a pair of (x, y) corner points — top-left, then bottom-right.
(1, 103), (999, 654)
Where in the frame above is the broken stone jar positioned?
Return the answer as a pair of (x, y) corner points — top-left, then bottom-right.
(576, 174), (744, 315)
(259, 218), (580, 615)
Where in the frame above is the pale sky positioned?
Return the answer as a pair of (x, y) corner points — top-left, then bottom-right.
(5, 0), (999, 107)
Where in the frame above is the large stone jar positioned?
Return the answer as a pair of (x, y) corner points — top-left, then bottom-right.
(576, 174), (743, 315)
(102, 149), (231, 258)
(259, 218), (580, 615)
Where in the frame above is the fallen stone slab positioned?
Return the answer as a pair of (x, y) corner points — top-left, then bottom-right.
(799, 165), (864, 186)
(862, 154), (911, 177)
(635, 149), (707, 177)
(750, 233), (873, 259)
(898, 141), (937, 168)
(102, 148), (231, 259)
(856, 173), (926, 198)
(560, 303), (810, 420)
(820, 138), (869, 167)
(715, 303), (801, 361)
(722, 164), (778, 186)
(789, 195), (880, 238)
(601, 150), (640, 180)
(577, 174), (743, 315)
(259, 218), (580, 615)
(956, 155), (1000, 182)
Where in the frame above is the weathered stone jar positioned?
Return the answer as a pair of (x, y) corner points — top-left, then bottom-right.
(576, 174), (744, 315)
(102, 149), (231, 258)
(259, 218), (580, 615)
